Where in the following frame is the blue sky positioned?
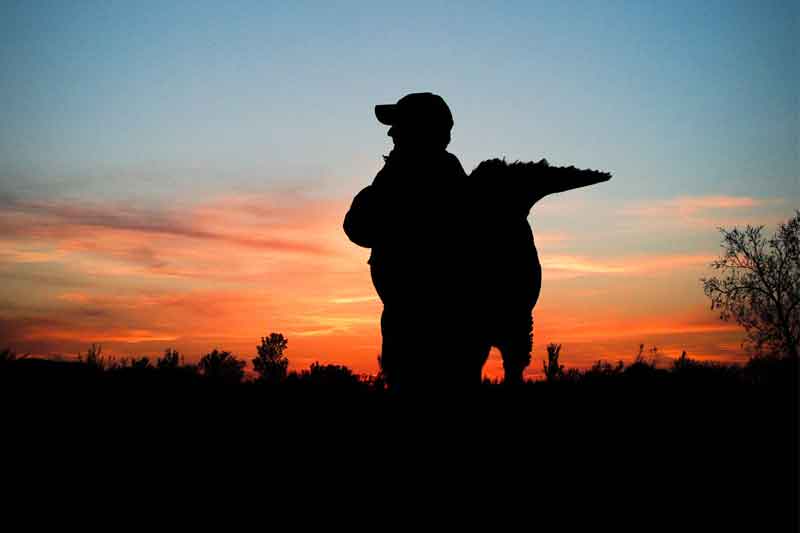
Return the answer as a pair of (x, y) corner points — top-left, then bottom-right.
(2, 0), (797, 203)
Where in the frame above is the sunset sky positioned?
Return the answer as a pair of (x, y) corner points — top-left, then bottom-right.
(1, 1), (797, 378)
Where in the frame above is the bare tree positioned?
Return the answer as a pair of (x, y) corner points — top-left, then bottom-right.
(702, 211), (799, 359)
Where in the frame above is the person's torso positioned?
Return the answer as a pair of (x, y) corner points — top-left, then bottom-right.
(368, 150), (474, 303)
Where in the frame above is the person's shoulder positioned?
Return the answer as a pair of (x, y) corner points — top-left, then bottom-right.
(373, 154), (400, 186)
(443, 151), (468, 176)
(444, 150), (463, 165)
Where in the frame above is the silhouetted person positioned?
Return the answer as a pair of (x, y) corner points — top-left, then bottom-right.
(344, 93), (486, 390)
(470, 159), (611, 383)
(344, 93), (612, 389)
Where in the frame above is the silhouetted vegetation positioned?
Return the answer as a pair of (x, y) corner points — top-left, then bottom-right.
(1, 346), (26, 365)
(198, 349), (246, 385)
(157, 348), (181, 370)
(702, 210), (800, 360)
(542, 343), (563, 382)
(1, 336), (795, 392)
(79, 343), (106, 371)
(129, 356), (152, 369)
(252, 333), (289, 384)
(290, 361), (363, 388)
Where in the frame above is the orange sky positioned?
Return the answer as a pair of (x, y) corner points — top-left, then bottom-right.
(1, 189), (792, 380)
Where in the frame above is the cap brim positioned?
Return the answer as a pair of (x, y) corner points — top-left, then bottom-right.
(375, 104), (396, 125)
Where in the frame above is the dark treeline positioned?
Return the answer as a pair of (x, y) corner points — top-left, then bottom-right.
(1, 337), (797, 393)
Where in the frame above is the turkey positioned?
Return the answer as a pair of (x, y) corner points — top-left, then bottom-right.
(469, 158), (612, 383)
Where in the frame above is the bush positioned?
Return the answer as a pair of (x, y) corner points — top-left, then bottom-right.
(198, 349), (246, 385)
(294, 361), (362, 388)
(157, 348), (181, 370)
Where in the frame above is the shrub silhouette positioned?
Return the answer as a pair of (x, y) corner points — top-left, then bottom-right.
(583, 359), (625, 384)
(624, 344), (664, 381)
(1, 347), (26, 365)
(671, 351), (741, 386)
(157, 348), (181, 370)
(542, 343), (564, 382)
(198, 349), (246, 384)
(294, 361), (362, 388)
(253, 333), (289, 384)
(744, 353), (798, 387)
(79, 343), (106, 371)
(129, 357), (152, 369)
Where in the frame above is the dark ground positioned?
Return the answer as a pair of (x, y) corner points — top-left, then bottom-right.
(3, 355), (797, 530)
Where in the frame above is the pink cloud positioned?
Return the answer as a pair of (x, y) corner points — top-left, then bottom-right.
(532, 231), (571, 245)
(542, 253), (712, 279)
(0, 194), (370, 292)
(0, 244), (66, 264)
(329, 295), (381, 304)
(621, 195), (768, 217)
(0, 195), (340, 259)
(617, 195), (794, 233)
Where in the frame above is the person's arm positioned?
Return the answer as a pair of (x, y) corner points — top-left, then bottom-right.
(343, 184), (381, 248)
(343, 161), (397, 248)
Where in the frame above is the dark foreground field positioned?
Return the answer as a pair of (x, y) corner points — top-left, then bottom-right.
(3, 353), (797, 529)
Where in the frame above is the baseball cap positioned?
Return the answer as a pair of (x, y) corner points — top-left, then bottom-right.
(375, 92), (454, 131)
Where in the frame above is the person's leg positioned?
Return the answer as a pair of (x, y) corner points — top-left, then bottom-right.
(380, 304), (441, 392)
(499, 310), (533, 385)
(382, 300), (492, 392)
(379, 306), (407, 390)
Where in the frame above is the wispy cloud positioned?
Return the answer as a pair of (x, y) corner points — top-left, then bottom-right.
(542, 253), (711, 278)
(0, 243), (67, 264)
(621, 195), (766, 217)
(0, 315), (179, 344)
(618, 195), (788, 228)
(0, 194), (370, 292)
(551, 320), (741, 342)
(543, 255), (627, 274)
(0, 195), (338, 257)
(329, 295), (380, 304)
(532, 231), (571, 245)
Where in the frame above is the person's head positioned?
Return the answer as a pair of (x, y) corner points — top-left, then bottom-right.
(375, 92), (453, 153)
